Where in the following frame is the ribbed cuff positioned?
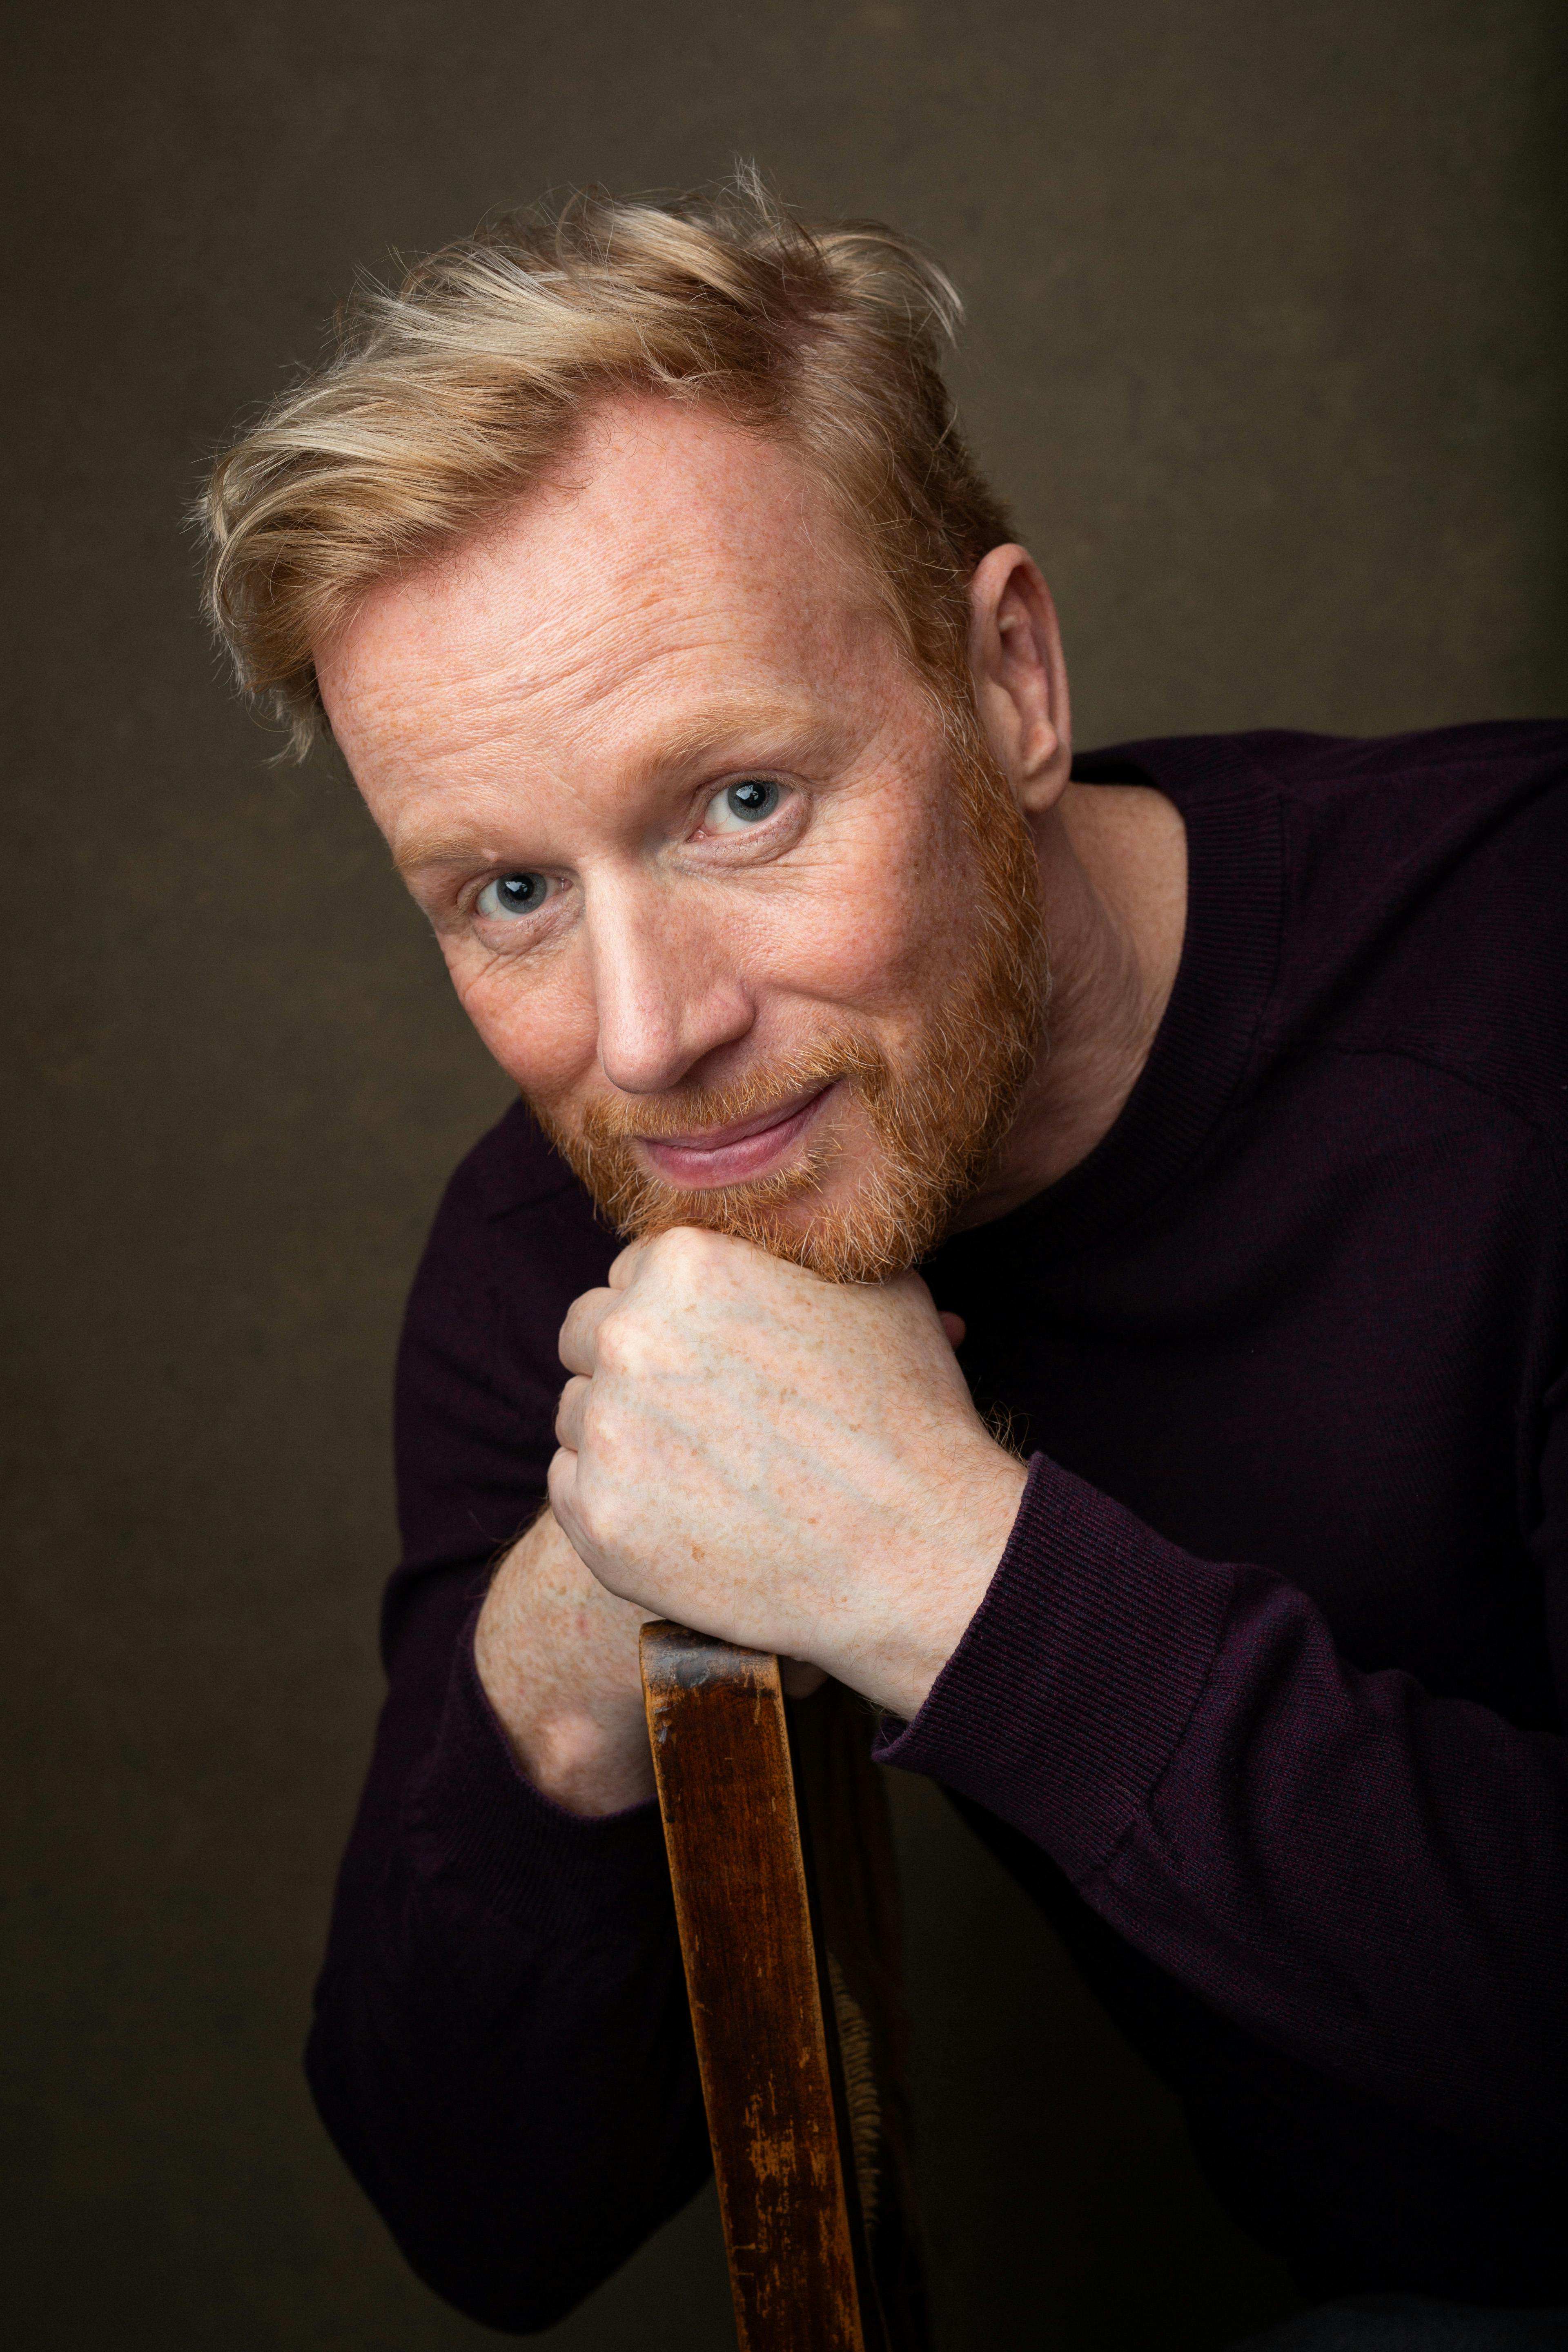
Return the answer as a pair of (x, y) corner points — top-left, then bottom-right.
(403, 1602), (670, 1936)
(873, 1453), (1235, 1884)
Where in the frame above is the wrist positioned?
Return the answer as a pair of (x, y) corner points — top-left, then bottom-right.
(473, 1541), (656, 1819)
(841, 1436), (1028, 1721)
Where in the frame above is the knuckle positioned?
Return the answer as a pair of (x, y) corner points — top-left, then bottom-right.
(661, 1224), (710, 1272)
(592, 1312), (635, 1378)
(576, 1470), (630, 1560)
(665, 1223), (735, 1290)
(557, 1304), (588, 1372)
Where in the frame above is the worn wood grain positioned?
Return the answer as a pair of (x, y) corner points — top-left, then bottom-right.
(641, 1622), (869, 2352)
(786, 1682), (931, 2352)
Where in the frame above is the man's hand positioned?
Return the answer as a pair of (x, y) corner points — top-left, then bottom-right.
(474, 1506), (657, 1817)
(548, 1228), (1028, 1722)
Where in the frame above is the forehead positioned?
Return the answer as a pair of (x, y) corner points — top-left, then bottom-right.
(317, 396), (901, 788)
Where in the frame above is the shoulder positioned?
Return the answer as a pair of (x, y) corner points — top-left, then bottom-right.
(1084, 722), (1568, 1139)
(1078, 719), (1568, 834)
(428, 1094), (590, 1226)
(416, 1098), (611, 1276)
(1222, 721), (1568, 881)
(407, 1099), (617, 1364)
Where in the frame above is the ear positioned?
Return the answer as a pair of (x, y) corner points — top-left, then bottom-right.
(968, 546), (1072, 814)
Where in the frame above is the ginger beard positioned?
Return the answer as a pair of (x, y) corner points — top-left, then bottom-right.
(534, 712), (1049, 1284)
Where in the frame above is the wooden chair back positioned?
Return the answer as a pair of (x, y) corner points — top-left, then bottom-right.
(641, 1623), (930, 2352)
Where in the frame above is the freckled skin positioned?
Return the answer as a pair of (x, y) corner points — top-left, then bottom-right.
(326, 402), (986, 1201)
(550, 1226), (1028, 1719)
(318, 394), (1187, 1815)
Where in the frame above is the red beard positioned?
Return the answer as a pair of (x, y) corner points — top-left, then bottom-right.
(534, 718), (1047, 1284)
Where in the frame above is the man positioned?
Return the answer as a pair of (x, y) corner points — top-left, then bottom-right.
(203, 181), (1568, 2338)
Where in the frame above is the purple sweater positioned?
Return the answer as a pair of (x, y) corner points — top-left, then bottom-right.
(309, 723), (1568, 2325)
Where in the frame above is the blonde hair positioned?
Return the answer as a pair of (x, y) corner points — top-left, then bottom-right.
(199, 171), (1013, 757)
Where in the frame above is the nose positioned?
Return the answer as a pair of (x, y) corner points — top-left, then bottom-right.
(587, 871), (755, 1095)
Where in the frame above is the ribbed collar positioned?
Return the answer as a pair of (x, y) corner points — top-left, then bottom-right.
(930, 733), (1287, 1269)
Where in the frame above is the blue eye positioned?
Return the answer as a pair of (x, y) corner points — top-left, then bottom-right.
(476, 873), (550, 919)
(705, 778), (783, 832)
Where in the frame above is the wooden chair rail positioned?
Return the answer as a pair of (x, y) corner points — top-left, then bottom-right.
(641, 1622), (928, 2352)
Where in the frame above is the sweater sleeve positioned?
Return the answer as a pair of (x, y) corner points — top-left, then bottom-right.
(873, 1430), (1568, 2165)
(304, 1127), (710, 2333)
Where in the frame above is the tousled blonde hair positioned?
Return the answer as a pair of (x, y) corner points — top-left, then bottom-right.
(199, 171), (1013, 756)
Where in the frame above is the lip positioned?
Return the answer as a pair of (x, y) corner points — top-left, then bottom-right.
(639, 1082), (836, 1189)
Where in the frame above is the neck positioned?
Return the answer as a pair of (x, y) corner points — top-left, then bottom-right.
(957, 780), (1189, 1228)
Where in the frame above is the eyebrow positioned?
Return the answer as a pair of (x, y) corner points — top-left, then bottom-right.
(609, 694), (833, 771)
(390, 695), (842, 878)
(394, 830), (501, 879)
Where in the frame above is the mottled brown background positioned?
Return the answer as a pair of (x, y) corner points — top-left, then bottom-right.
(3, 3), (1564, 2345)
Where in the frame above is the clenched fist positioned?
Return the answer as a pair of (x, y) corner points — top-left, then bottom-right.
(548, 1227), (1028, 1721)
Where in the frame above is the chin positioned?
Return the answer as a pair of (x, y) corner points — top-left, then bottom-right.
(626, 1163), (947, 1286)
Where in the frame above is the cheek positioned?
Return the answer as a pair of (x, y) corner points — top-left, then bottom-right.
(442, 940), (599, 1104)
(756, 797), (973, 1013)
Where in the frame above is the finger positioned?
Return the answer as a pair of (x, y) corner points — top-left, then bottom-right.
(606, 1238), (651, 1291)
(554, 1373), (590, 1452)
(558, 1285), (616, 1376)
(549, 1447), (644, 1608)
(938, 1310), (967, 1350)
(546, 1445), (582, 1555)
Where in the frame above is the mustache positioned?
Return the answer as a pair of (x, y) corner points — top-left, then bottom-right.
(575, 1030), (889, 1145)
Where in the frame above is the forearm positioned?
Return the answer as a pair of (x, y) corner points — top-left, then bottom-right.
(312, 1572), (708, 2330)
(877, 1454), (1568, 2154)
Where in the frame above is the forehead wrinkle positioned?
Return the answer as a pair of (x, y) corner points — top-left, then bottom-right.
(476, 485), (868, 717)
(337, 547), (712, 747)
(341, 570), (902, 824)
(501, 575), (842, 723)
(385, 748), (586, 876)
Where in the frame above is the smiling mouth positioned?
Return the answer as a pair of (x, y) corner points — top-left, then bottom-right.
(637, 1083), (837, 1189)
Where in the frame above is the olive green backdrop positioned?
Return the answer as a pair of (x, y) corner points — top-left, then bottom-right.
(3, 3), (1564, 2345)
